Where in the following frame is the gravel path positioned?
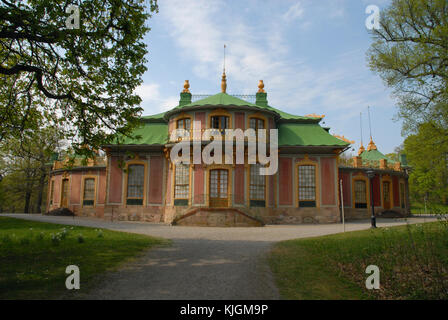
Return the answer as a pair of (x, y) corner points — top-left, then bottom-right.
(0, 214), (437, 300)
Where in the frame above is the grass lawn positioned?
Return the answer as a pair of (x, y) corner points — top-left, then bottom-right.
(411, 202), (448, 215)
(268, 220), (448, 300)
(0, 217), (168, 299)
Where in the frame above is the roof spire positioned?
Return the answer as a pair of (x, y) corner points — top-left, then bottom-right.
(221, 44), (227, 93)
(366, 106), (377, 151)
(358, 112), (365, 155)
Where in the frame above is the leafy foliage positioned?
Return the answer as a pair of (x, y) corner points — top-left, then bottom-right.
(0, 0), (158, 157)
(404, 122), (448, 204)
(368, 0), (448, 133)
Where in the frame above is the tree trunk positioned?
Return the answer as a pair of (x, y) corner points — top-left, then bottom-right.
(35, 167), (47, 213)
(24, 190), (32, 213)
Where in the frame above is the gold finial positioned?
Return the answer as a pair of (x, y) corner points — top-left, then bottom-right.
(182, 80), (190, 93)
(221, 71), (227, 93)
(258, 80), (265, 93)
(221, 44), (227, 93)
(367, 137), (377, 151)
(358, 143), (365, 156)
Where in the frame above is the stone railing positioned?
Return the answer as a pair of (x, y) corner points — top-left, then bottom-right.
(342, 156), (402, 171)
(53, 156), (107, 170)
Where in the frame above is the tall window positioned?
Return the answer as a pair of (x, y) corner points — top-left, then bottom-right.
(249, 118), (265, 131)
(127, 164), (144, 205)
(211, 116), (229, 135)
(177, 118), (191, 132)
(83, 178), (95, 206)
(250, 164), (266, 207)
(174, 164), (190, 206)
(298, 165), (316, 207)
(49, 180), (54, 205)
(354, 180), (367, 208)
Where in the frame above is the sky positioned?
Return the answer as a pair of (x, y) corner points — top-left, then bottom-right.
(136, 0), (402, 154)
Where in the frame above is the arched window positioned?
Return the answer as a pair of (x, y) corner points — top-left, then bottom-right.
(249, 118), (265, 131)
(250, 163), (266, 207)
(211, 116), (229, 135)
(83, 178), (95, 206)
(298, 165), (316, 207)
(174, 164), (190, 206)
(126, 164), (144, 205)
(354, 180), (367, 208)
(177, 118), (191, 132)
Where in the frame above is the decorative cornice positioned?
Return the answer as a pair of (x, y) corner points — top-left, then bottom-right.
(333, 134), (355, 144)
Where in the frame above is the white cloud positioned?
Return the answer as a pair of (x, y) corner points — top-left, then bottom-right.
(135, 83), (178, 114)
(283, 2), (304, 21)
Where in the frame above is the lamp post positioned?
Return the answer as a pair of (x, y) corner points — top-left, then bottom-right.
(366, 169), (377, 228)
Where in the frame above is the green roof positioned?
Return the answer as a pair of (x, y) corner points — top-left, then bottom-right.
(141, 112), (166, 121)
(118, 92), (338, 147)
(118, 122), (168, 145)
(278, 123), (349, 147)
(360, 149), (394, 162)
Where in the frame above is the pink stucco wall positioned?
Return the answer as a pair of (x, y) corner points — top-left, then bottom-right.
(279, 157), (293, 205)
(194, 164), (204, 204)
(235, 112), (245, 130)
(53, 175), (61, 206)
(166, 162), (172, 205)
(340, 171), (351, 207)
(269, 174), (275, 206)
(108, 156), (122, 203)
(234, 164), (245, 205)
(321, 158), (336, 206)
(195, 112), (206, 130)
(98, 170), (106, 205)
(393, 176), (400, 207)
(149, 156), (163, 204)
(70, 172), (82, 205)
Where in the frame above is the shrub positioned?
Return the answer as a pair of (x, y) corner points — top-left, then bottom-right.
(20, 238), (30, 245)
(77, 234), (85, 243)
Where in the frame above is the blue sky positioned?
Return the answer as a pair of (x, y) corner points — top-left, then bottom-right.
(136, 0), (401, 154)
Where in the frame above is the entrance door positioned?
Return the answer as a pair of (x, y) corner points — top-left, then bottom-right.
(209, 169), (229, 208)
(383, 181), (391, 210)
(61, 179), (69, 208)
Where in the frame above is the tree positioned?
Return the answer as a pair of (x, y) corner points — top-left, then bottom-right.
(368, 0), (448, 134)
(403, 122), (448, 204)
(0, 0), (158, 157)
(0, 126), (63, 213)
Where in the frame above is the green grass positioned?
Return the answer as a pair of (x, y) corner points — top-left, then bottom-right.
(0, 217), (168, 299)
(411, 202), (448, 215)
(268, 220), (448, 300)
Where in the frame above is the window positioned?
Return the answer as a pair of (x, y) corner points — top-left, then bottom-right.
(298, 165), (316, 207)
(211, 116), (229, 135)
(174, 164), (190, 206)
(126, 164), (144, 205)
(250, 163), (266, 207)
(354, 180), (367, 208)
(249, 118), (265, 131)
(49, 180), (54, 205)
(177, 118), (191, 132)
(83, 178), (95, 206)
(400, 182), (405, 209)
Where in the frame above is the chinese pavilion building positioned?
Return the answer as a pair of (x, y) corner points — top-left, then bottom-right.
(46, 75), (411, 226)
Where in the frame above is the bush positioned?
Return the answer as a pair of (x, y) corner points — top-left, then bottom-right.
(77, 234), (85, 243)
